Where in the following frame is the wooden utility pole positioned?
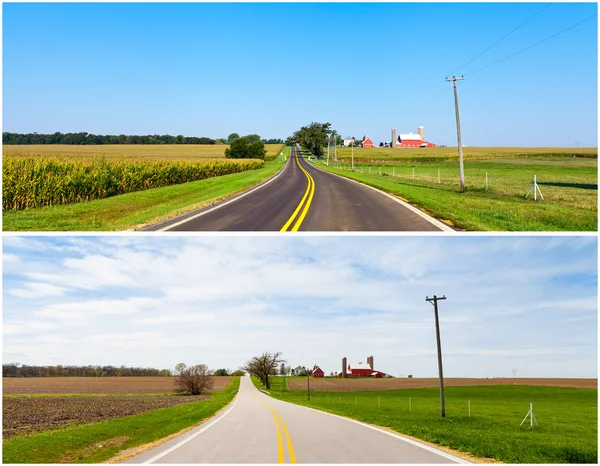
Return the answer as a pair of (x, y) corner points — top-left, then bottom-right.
(426, 294), (447, 417)
(445, 76), (465, 190)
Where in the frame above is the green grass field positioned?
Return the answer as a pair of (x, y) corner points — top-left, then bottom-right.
(2, 377), (240, 464)
(259, 376), (597, 464)
(3, 147), (289, 231)
(311, 150), (597, 231)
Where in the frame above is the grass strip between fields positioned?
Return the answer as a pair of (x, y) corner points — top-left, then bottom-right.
(258, 376), (597, 464)
(2, 377), (240, 464)
(2, 147), (290, 231)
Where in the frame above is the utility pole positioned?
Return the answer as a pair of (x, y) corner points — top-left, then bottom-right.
(327, 140), (330, 167)
(426, 294), (447, 418)
(445, 76), (465, 191)
(351, 138), (355, 171)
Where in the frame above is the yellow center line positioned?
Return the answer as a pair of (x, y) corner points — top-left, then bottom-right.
(254, 395), (297, 463)
(291, 157), (315, 232)
(280, 148), (315, 232)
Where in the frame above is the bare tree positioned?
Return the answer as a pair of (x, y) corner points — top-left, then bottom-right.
(174, 363), (214, 395)
(243, 352), (285, 390)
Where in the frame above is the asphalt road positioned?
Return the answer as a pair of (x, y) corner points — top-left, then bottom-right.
(125, 377), (467, 464)
(146, 148), (452, 231)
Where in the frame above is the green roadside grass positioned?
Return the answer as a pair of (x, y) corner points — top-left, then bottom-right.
(2, 377), (240, 464)
(2, 148), (290, 231)
(311, 157), (597, 231)
(259, 377), (597, 464)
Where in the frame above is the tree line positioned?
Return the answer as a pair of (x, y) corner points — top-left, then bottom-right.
(2, 363), (172, 378)
(2, 132), (217, 145)
(3, 132), (285, 146)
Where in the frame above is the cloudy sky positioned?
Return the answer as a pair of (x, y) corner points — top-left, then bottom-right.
(2, 235), (597, 378)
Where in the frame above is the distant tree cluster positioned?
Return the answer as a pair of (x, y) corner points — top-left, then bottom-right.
(2, 132), (217, 145)
(225, 136), (266, 160)
(2, 363), (172, 378)
(288, 122), (334, 157)
(227, 132), (283, 145)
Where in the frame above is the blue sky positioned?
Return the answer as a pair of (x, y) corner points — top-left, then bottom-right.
(3, 235), (597, 378)
(2, 2), (597, 146)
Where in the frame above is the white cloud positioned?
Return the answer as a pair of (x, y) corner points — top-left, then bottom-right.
(8, 282), (67, 299)
(2, 236), (596, 377)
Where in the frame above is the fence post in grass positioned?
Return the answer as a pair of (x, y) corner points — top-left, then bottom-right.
(369, 166), (371, 174)
(412, 167), (415, 179)
(379, 166), (382, 175)
(378, 396), (381, 408)
(409, 397), (412, 413)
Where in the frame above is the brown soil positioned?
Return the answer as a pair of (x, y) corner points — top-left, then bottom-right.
(2, 376), (232, 395)
(2, 395), (205, 439)
(288, 377), (597, 391)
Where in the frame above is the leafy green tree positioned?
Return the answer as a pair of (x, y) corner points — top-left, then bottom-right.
(225, 136), (266, 159)
(232, 369), (245, 376)
(227, 133), (240, 143)
(245, 134), (261, 143)
(214, 368), (229, 376)
(290, 122), (333, 157)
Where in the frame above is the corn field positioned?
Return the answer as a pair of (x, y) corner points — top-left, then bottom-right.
(3, 157), (264, 210)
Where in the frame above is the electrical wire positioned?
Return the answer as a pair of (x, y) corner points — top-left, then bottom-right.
(465, 237), (525, 274)
(472, 237), (579, 284)
(409, 3), (552, 109)
(470, 13), (597, 76)
(449, 3), (553, 76)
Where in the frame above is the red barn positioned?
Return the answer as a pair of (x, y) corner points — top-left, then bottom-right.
(362, 136), (374, 148)
(347, 362), (386, 378)
(396, 127), (437, 148)
(312, 366), (324, 378)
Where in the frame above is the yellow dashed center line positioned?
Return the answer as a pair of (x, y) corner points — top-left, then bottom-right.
(280, 148), (315, 232)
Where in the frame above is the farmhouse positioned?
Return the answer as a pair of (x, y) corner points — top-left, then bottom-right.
(343, 136), (355, 147)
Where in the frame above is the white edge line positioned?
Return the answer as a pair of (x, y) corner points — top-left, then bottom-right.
(287, 402), (470, 464)
(155, 155), (291, 232)
(309, 161), (455, 232)
(142, 393), (239, 464)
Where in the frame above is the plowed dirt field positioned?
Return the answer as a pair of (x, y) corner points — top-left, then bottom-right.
(3, 396), (204, 439)
(2, 376), (232, 394)
(288, 377), (596, 391)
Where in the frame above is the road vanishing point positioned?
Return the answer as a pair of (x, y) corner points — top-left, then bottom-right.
(126, 377), (468, 463)
(145, 147), (453, 231)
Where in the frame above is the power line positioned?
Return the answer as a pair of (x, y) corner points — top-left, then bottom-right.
(409, 3), (552, 109)
(466, 237), (525, 274)
(471, 14), (597, 76)
(473, 237), (579, 283)
(450, 3), (553, 75)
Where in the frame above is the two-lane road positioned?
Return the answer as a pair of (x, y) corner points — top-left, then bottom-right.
(145, 148), (452, 231)
(126, 377), (466, 463)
